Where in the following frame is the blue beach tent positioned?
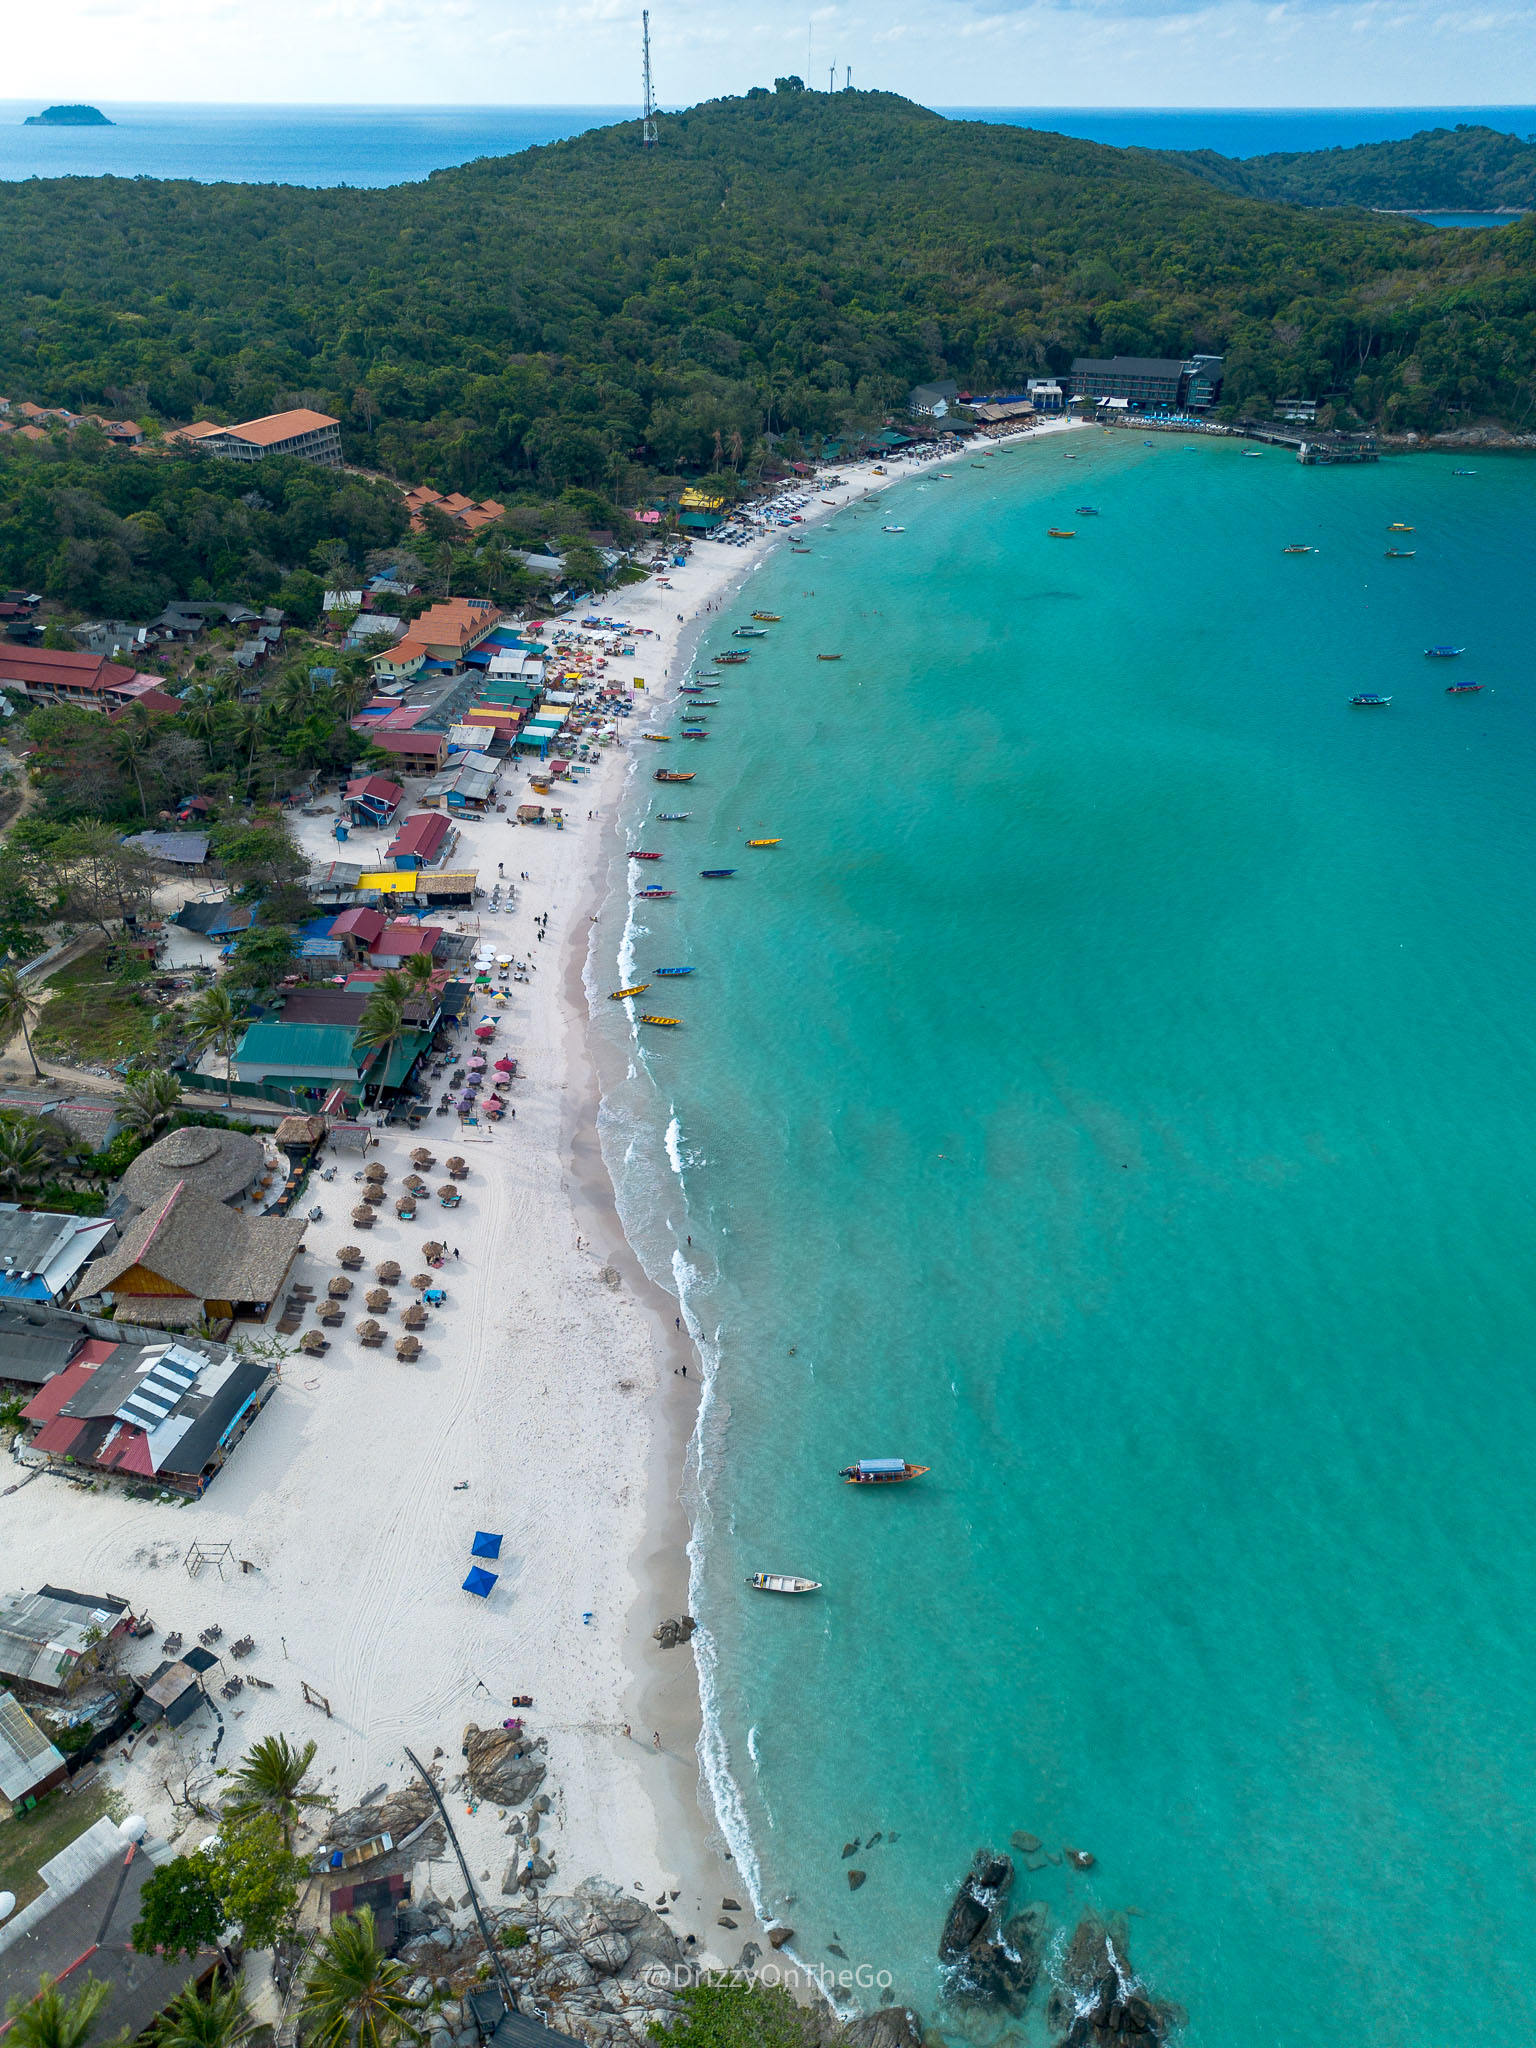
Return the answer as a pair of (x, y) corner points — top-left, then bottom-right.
(463, 1566), (499, 1598)
(472, 1531), (503, 1559)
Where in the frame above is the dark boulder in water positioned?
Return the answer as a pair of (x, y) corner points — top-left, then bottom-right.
(1046, 1913), (1181, 2045)
(938, 1849), (1013, 1963)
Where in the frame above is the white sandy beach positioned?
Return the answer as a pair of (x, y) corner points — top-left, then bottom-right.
(0, 416), (1079, 1972)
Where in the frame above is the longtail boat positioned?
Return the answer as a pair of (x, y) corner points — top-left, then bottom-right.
(751, 612), (781, 621)
(1047, 527), (1075, 538)
(747, 1573), (820, 1594)
(700, 868), (736, 878)
(1445, 681), (1483, 693)
(746, 838), (780, 848)
(608, 985), (648, 1000)
(654, 770), (695, 782)
(628, 850), (661, 860)
(640, 1014), (680, 1027)
(817, 653), (842, 662)
(838, 1459), (929, 1485)
(654, 966), (694, 976)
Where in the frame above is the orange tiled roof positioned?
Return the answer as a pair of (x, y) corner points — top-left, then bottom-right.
(221, 408), (339, 446)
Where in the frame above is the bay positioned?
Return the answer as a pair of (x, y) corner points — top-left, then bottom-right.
(592, 436), (1536, 2045)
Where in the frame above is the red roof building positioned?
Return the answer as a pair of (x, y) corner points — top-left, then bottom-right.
(0, 649), (153, 706)
(362, 728), (447, 774)
(386, 812), (452, 868)
(329, 907), (387, 953)
(369, 921), (442, 966)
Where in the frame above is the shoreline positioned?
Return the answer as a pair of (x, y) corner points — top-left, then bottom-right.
(569, 415), (1086, 1980)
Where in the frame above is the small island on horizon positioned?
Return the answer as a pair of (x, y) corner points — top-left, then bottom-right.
(25, 104), (113, 126)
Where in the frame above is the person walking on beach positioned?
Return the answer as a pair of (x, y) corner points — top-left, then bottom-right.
(653, 1731), (661, 1749)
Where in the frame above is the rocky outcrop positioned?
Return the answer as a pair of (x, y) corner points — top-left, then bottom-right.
(938, 1849), (1014, 1963)
(463, 1722), (549, 1806)
(653, 1616), (697, 1649)
(838, 2007), (924, 2048)
(1045, 1914), (1181, 2044)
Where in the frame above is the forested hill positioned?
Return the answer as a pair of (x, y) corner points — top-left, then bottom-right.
(1167, 124), (1536, 213)
(1, 88), (1534, 497)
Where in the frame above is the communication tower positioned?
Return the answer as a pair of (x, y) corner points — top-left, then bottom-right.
(641, 11), (658, 147)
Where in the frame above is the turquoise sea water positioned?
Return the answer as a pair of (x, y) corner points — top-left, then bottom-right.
(591, 436), (1536, 2044)
(1, 101), (1531, 185)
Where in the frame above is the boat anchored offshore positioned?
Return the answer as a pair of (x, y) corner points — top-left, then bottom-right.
(747, 1573), (821, 1594)
(1075, 506), (1101, 516)
(1445, 681), (1483, 693)
(882, 524), (905, 533)
(637, 887), (675, 898)
(839, 1458), (930, 1485)
(609, 985), (648, 1000)
(628, 850), (661, 860)
(1425, 645), (1465, 657)
(1388, 522), (1415, 532)
(654, 966), (694, 976)
(746, 838), (780, 847)
(1350, 693), (1392, 706)
(1384, 548), (1416, 558)
(700, 868), (736, 878)
(817, 653), (843, 661)
(734, 627), (768, 638)
(751, 611), (781, 621)
(658, 812), (692, 820)
(654, 770), (695, 782)
(640, 1014), (680, 1027)
(1282, 544), (1314, 555)
(1047, 527), (1075, 538)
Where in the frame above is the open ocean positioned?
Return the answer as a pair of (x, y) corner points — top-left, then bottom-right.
(588, 436), (1536, 2045)
(0, 100), (1532, 205)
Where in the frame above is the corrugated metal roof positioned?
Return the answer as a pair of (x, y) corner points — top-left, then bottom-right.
(236, 1022), (362, 1073)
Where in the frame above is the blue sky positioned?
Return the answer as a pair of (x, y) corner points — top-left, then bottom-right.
(11, 0), (1536, 108)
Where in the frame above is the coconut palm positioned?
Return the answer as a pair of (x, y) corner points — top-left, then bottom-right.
(110, 709), (158, 817)
(152, 1984), (252, 2048)
(223, 1734), (327, 1844)
(300, 1910), (423, 2048)
(400, 952), (435, 991)
(0, 963), (45, 1078)
(118, 1068), (183, 1142)
(185, 984), (246, 1109)
(4, 1976), (112, 2048)
(355, 990), (406, 1106)
(0, 1115), (64, 1201)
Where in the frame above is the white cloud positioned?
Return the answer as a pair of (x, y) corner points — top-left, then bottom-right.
(4, 0), (1535, 109)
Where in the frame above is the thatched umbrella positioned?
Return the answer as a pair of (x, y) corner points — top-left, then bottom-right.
(394, 1196), (417, 1218)
(362, 1183), (385, 1205)
(421, 1240), (446, 1261)
(351, 1205), (376, 1230)
(357, 1319), (385, 1347)
(365, 1287), (391, 1312)
(410, 1147), (436, 1167)
(446, 1156), (469, 1179)
(403, 1174), (427, 1192)
(318, 1304), (345, 1327)
(411, 1273), (436, 1292)
(298, 1329), (328, 1355)
(400, 1303), (427, 1331)
(395, 1335), (423, 1362)
(328, 1276), (354, 1299)
(375, 1259), (401, 1284)
(364, 1162), (389, 1183)
(337, 1245), (364, 1269)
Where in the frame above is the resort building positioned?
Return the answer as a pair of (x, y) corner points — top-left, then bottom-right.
(908, 380), (960, 418)
(0, 1814), (216, 2027)
(174, 409), (342, 467)
(73, 1183), (306, 1329)
(0, 1206), (117, 1304)
(0, 1585), (132, 1694)
(0, 1691), (68, 1807)
(1069, 354), (1224, 411)
(0, 648), (160, 707)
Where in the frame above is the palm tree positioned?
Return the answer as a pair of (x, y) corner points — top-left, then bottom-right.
(118, 1068), (183, 1142)
(223, 1734), (327, 1844)
(0, 1115), (64, 1201)
(110, 709), (157, 816)
(354, 990), (406, 1106)
(0, 963), (45, 1078)
(152, 1984), (252, 2048)
(4, 1975), (112, 2048)
(400, 953), (435, 993)
(300, 1910), (423, 2048)
(185, 985), (246, 1109)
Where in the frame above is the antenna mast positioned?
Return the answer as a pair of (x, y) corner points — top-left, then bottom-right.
(641, 10), (658, 147)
